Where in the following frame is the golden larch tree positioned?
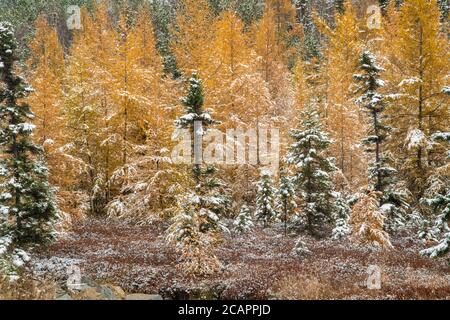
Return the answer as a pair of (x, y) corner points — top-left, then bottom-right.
(27, 14), (65, 147)
(314, 0), (366, 190)
(171, 0), (214, 77)
(64, 8), (108, 215)
(381, 0), (449, 199)
(207, 11), (252, 126)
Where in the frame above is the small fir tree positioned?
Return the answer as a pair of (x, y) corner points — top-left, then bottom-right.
(234, 204), (254, 234)
(331, 192), (352, 240)
(276, 169), (297, 236)
(255, 170), (277, 228)
(286, 105), (337, 237)
(420, 190), (449, 258)
(291, 237), (311, 257)
(420, 131), (449, 258)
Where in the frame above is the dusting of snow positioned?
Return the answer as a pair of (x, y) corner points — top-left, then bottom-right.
(406, 129), (427, 150)
(398, 77), (422, 87)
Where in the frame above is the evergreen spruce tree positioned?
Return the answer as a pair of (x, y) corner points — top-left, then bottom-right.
(437, 0), (449, 21)
(292, 237), (311, 257)
(354, 51), (409, 233)
(286, 105), (336, 237)
(255, 170), (277, 228)
(0, 22), (57, 248)
(234, 204), (254, 234)
(234, 0), (264, 25)
(296, 0), (321, 59)
(276, 168), (297, 236)
(420, 132), (450, 258)
(167, 73), (228, 276)
(331, 192), (351, 240)
(420, 189), (449, 258)
(148, 0), (180, 77)
(354, 51), (391, 194)
(174, 73), (229, 223)
(175, 73), (218, 183)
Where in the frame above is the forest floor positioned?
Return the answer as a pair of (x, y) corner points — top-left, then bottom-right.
(31, 218), (450, 300)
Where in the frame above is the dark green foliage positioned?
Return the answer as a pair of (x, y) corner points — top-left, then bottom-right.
(354, 51), (409, 233)
(174, 73), (229, 224)
(0, 22), (57, 246)
(296, 0), (322, 60)
(255, 170), (277, 228)
(286, 105), (337, 236)
(276, 168), (297, 235)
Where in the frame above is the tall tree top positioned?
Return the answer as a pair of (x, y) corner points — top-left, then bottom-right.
(0, 22), (34, 109)
(354, 51), (387, 110)
(0, 21), (57, 245)
(176, 73), (218, 129)
(0, 22), (16, 74)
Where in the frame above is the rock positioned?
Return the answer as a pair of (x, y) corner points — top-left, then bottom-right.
(125, 294), (163, 300)
(56, 293), (73, 300)
(97, 285), (125, 300)
(75, 287), (105, 300)
(58, 275), (127, 300)
(55, 286), (66, 296)
(101, 284), (127, 300)
(97, 285), (116, 300)
(80, 276), (97, 288)
(74, 284), (127, 300)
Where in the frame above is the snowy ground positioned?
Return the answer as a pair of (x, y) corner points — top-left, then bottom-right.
(32, 219), (450, 300)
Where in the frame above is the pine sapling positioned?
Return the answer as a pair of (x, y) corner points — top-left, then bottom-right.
(286, 105), (337, 237)
(276, 169), (297, 236)
(420, 131), (449, 258)
(291, 237), (311, 257)
(331, 192), (351, 240)
(234, 204), (254, 234)
(255, 170), (277, 228)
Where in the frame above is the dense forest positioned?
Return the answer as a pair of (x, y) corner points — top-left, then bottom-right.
(0, 0), (449, 300)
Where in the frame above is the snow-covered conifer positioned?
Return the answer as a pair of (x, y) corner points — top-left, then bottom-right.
(276, 169), (297, 235)
(255, 170), (277, 228)
(175, 73), (217, 130)
(354, 51), (409, 233)
(286, 105), (337, 236)
(420, 131), (449, 258)
(167, 73), (228, 276)
(331, 192), (351, 240)
(420, 190), (449, 258)
(234, 204), (254, 234)
(291, 237), (311, 257)
(0, 22), (57, 247)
